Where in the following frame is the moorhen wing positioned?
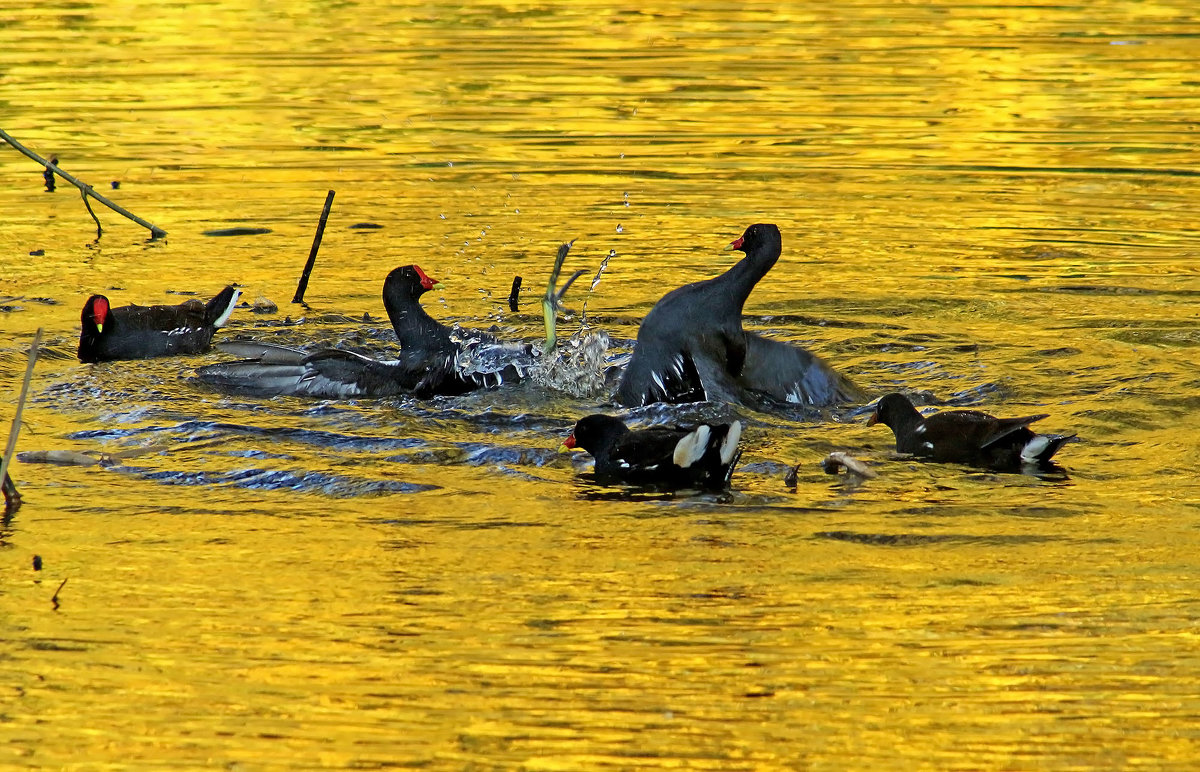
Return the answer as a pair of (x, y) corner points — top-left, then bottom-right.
(561, 413), (743, 489)
(867, 392), (1075, 470)
(78, 285), (241, 363)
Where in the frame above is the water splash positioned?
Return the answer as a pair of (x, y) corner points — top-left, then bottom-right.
(532, 331), (611, 398)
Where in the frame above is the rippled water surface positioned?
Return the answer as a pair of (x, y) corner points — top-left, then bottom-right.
(3, 0), (1200, 768)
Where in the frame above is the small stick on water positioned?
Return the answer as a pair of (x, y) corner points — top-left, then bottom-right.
(508, 276), (522, 312)
(1, 328), (42, 515)
(292, 190), (336, 305)
(0, 128), (166, 239)
(51, 578), (68, 610)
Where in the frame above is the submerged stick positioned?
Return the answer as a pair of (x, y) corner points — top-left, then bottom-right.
(1, 328), (41, 514)
(0, 128), (166, 239)
(292, 190), (336, 305)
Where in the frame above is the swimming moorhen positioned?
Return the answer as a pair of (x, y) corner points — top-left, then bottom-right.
(561, 413), (743, 489)
(196, 264), (537, 398)
(615, 223), (861, 408)
(78, 285), (241, 363)
(867, 392), (1075, 470)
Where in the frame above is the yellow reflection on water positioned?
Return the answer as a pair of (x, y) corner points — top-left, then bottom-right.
(2, 0), (1200, 768)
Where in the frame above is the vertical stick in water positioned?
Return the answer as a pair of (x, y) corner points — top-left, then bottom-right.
(1, 328), (42, 511)
(292, 190), (336, 304)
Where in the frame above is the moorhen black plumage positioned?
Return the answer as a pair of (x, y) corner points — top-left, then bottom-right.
(615, 223), (861, 409)
(867, 392), (1075, 470)
(196, 264), (537, 399)
(78, 285), (241, 363)
(561, 413), (743, 489)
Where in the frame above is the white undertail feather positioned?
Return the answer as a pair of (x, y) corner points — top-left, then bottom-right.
(719, 421), (742, 465)
(672, 425), (711, 469)
(1020, 435), (1051, 463)
(212, 289), (242, 328)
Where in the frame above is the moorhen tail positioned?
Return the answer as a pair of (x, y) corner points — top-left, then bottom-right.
(78, 285), (241, 363)
(562, 413), (743, 489)
(615, 223), (860, 409)
(195, 341), (425, 398)
(867, 392), (1075, 470)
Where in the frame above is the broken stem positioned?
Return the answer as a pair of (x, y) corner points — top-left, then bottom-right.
(0, 328), (42, 503)
(0, 128), (166, 239)
(292, 190), (336, 305)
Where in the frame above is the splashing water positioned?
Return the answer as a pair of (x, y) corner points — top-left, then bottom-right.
(532, 331), (611, 398)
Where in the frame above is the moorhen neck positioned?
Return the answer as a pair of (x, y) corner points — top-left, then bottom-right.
(868, 392), (1075, 470)
(78, 285), (241, 363)
(561, 413), (743, 489)
(615, 223), (861, 409)
(382, 264), (451, 353)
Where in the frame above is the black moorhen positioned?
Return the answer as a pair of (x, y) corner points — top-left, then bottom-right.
(615, 223), (861, 408)
(561, 414), (743, 489)
(78, 285), (241, 363)
(867, 392), (1075, 470)
(196, 264), (537, 399)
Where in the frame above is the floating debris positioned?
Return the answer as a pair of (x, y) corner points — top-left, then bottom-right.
(252, 295), (279, 314)
(821, 452), (877, 479)
(203, 227), (273, 237)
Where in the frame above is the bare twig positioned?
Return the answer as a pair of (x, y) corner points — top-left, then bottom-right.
(80, 188), (102, 239)
(0, 128), (166, 239)
(1, 328), (42, 512)
(292, 190), (336, 305)
(51, 578), (67, 609)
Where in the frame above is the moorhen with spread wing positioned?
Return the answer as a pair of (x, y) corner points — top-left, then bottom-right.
(78, 285), (241, 363)
(615, 223), (861, 409)
(867, 392), (1075, 470)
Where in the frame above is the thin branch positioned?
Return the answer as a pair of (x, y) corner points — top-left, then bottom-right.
(292, 190), (336, 304)
(0, 128), (166, 239)
(0, 328), (42, 502)
(51, 578), (68, 610)
(80, 188), (102, 239)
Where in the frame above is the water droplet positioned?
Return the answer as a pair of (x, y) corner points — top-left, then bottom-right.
(440, 214), (446, 219)
(447, 161), (454, 167)
(615, 224), (623, 233)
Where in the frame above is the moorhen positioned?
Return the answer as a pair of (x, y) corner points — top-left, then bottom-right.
(78, 285), (241, 363)
(561, 413), (743, 489)
(615, 223), (861, 408)
(867, 392), (1075, 470)
(196, 264), (537, 398)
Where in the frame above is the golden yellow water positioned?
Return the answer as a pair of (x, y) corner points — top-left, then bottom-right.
(3, 0), (1200, 768)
